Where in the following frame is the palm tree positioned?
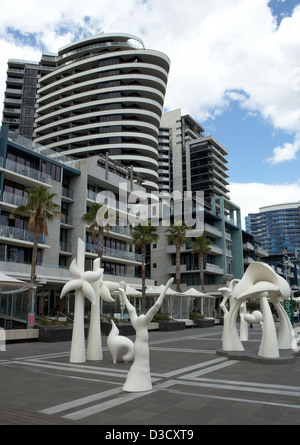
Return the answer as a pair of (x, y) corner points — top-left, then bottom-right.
(191, 234), (212, 292)
(15, 185), (62, 285)
(81, 202), (110, 266)
(167, 221), (189, 292)
(131, 221), (159, 311)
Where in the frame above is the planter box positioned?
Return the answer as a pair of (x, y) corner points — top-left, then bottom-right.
(38, 325), (73, 342)
(193, 318), (215, 328)
(38, 325), (88, 342)
(5, 329), (39, 342)
(158, 321), (186, 331)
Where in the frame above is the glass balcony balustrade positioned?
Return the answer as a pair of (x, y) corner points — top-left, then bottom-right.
(0, 224), (48, 245)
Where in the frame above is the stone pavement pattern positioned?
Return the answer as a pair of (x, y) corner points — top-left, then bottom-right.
(1, 325), (300, 426)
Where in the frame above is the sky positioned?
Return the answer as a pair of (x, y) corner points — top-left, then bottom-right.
(0, 0), (300, 228)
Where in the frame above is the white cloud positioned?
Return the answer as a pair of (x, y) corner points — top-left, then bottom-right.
(266, 139), (300, 164)
(230, 181), (300, 228)
(1, 0), (300, 164)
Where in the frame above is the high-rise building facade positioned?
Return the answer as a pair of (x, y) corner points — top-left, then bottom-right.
(2, 57), (55, 138)
(2, 33), (170, 192)
(246, 202), (300, 256)
(151, 109), (268, 308)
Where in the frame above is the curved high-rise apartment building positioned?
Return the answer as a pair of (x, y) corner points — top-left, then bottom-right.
(33, 33), (170, 191)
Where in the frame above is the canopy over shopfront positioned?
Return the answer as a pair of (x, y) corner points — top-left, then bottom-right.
(0, 272), (34, 329)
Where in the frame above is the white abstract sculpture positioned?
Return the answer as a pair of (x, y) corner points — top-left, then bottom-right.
(244, 310), (263, 326)
(219, 279), (243, 351)
(269, 292), (295, 350)
(239, 302), (249, 342)
(86, 258), (117, 361)
(107, 320), (134, 364)
(119, 278), (174, 392)
(219, 262), (293, 359)
(60, 238), (101, 363)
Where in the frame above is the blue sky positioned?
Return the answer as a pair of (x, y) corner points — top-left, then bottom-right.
(0, 0), (300, 225)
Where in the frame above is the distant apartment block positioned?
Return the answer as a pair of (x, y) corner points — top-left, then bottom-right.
(246, 202), (300, 256)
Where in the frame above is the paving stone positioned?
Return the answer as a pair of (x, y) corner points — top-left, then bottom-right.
(0, 325), (300, 426)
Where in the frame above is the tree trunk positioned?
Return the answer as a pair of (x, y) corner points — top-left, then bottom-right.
(30, 217), (40, 285)
(176, 240), (181, 292)
(200, 253), (205, 292)
(98, 226), (104, 267)
(141, 243), (146, 312)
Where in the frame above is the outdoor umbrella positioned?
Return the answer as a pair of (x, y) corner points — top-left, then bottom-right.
(182, 287), (213, 316)
(0, 272), (26, 290)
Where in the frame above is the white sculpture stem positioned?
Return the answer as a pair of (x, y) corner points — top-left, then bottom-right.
(70, 288), (86, 363)
(120, 278), (173, 392)
(239, 302), (249, 342)
(271, 297), (295, 350)
(258, 293), (279, 358)
(60, 238), (100, 364)
(70, 239), (86, 363)
(86, 260), (103, 361)
(224, 299), (244, 351)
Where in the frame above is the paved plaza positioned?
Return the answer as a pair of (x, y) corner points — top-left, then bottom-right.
(0, 324), (300, 428)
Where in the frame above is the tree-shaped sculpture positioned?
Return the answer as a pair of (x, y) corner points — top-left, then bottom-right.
(119, 278), (174, 392)
(86, 257), (119, 361)
(219, 262), (293, 359)
(60, 238), (101, 363)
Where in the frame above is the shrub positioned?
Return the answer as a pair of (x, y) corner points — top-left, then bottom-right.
(153, 313), (171, 322)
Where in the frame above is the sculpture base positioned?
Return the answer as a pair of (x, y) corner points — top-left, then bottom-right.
(216, 348), (299, 364)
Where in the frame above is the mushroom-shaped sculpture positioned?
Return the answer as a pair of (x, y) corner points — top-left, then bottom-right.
(231, 262), (292, 358)
(60, 247), (101, 363)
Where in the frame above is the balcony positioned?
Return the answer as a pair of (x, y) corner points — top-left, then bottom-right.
(59, 241), (72, 253)
(62, 187), (74, 200)
(243, 242), (254, 251)
(85, 243), (142, 263)
(205, 262), (224, 275)
(0, 191), (27, 207)
(204, 223), (222, 238)
(0, 157), (52, 186)
(0, 224), (48, 246)
(243, 256), (254, 265)
(60, 214), (73, 226)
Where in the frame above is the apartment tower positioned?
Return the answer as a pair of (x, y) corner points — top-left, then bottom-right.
(2, 33), (170, 192)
